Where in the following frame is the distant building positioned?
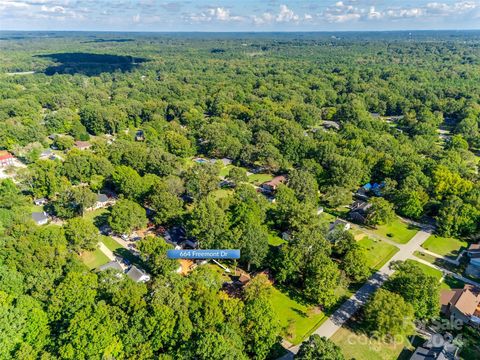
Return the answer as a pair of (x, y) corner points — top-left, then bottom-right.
(74, 141), (91, 150)
(33, 198), (48, 206)
(321, 120), (340, 130)
(261, 175), (287, 193)
(31, 212), (49, 225)
(440, 285), (480, 328)
(39, 149), (52, 159)
(126, 265), (151, 283)
(0, 151), (14, 167)
(329, 219), (351, 232)
(135, 130), (145, 142)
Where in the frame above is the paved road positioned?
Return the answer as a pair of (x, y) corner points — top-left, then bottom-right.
(279, 228), (433, 359)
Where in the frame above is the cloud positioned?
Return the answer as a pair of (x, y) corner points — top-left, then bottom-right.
(322, 0), (479, 23)
(252, 4), (304, 25)
(187, 7), (244, 22)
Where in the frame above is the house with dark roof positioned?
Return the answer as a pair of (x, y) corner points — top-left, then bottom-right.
(410, 335), (458, 360)
(261, 175), (287, 194)
(348, 200), (372, 224)
(440, 285), (480, 328)
(31, 212), (49, 225)
(135, 130), (145, 142)
(126, 265), (151, 283)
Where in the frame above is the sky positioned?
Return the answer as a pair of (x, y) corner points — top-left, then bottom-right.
(0, 0), (479, 32)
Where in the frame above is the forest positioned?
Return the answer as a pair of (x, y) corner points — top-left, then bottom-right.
(0, 31), (480, 359)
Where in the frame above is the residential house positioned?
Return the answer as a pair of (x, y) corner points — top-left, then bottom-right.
(467, 243), (480, 257)
(95, 193), (109, 209)
(329, 219), (351, 232)
(440, 285), (480, 328)
(98, 261), (124, 273)
(410, 335), (458, 360)
(39, 149), (52, 159)
(220, 158), (232, 166)
(0, 151), (14, 167)
(31, 212), (49, 225)
(126, 265), (151, 283)
(348, 200), (372, 224)
(321, 120), (340, 130)
(135, 130), (145, 142)
(33, 198), (48, 206)
(74, 141), (91, 150)
(261, 175), (287, 194)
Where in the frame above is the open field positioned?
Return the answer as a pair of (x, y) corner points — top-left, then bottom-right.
(270, 286), (326, 345)
(370, 218), (418, 244)
(421, 235), (468, 258)
(358, 237), (399, 271)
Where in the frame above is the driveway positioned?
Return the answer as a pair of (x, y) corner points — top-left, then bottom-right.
(279, 229), (433, 359)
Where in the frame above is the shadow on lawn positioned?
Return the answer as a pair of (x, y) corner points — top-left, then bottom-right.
(35, 52), (147, 76)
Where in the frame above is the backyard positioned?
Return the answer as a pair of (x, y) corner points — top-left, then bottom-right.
(270, 286), (326, 345)
(247, 173), (274, 185)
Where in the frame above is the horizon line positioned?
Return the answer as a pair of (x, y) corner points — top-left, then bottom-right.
(1, 29), (480, 34)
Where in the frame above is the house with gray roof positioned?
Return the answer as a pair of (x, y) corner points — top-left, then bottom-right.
(31, 212), (49, 225)
(126, 265), (151, 283)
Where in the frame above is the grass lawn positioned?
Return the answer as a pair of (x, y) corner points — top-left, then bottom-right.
(331, 325), (416, 360)
(80, 248), (110, 270)
(211, 188), (233, 200)
(358, 237), (399, 271)
(101, 236), (123, 252)
(268, 233), (286, 246)
(218, 164), (234, 178)
(407, 259), (443, 280)
(270, 286), (326, 345)
(370, 218), (418, 244)
(247, 173), (274, 185)
(421, 235), (468, 258)
(83, 207), (109, 226)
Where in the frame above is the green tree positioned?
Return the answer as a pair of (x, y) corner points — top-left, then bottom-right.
(226, 166), (248, 186)
(386, 261), (440, 320)
(367, 198), (395, 226)
(108, 199), (147, 235)
(187, 197), (230, 249)
(147, 181), (183, 225)
(363, 289), (415, 339)
(184, 163), (219, 200)
(137, 236), (178, 276)
(244, 276), (280, 360)
(296, 334), (345, 360)
(342, 246), (370, 282)
(64, 217), (99, 253)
